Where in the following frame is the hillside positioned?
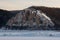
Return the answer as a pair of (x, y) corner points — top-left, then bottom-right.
(0, 6), (60, 30)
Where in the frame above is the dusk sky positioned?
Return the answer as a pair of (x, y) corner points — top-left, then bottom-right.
(0, 0), (60, 10)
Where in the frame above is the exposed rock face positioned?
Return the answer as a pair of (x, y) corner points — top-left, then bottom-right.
(6, 9), (54, 30)
(0, 6), (60, 30)
(28, 6), (60, 30)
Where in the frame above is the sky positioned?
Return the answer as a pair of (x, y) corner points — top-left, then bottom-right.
(0, 0), (60, 10)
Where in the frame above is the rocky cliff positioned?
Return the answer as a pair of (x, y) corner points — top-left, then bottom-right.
(0, 6), (60, 30)
(28, 6), (60, 30)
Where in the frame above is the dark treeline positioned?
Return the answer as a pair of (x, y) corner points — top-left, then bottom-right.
(0, 9), (20, 27)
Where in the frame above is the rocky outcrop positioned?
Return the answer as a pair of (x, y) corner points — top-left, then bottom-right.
(0, 6), (60, 30)
(28, 6), (60, 30)
(6, 9), (54, 30)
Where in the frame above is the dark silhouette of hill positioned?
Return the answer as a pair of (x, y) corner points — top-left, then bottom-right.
(28, 6), (60, 30)
(0, 9), (20, 27)
(0, 6), (60, 30)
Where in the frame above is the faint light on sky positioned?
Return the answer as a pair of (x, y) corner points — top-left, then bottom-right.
(0, 0), (60, 10)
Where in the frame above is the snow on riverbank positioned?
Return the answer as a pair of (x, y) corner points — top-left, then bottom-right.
(0, 30), (60, 37)
(0, 37), (60, 40)
(0, 30), (60, 40)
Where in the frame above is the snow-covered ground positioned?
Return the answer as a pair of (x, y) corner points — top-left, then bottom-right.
(0, 30), (60, 40)
(0, 37), (60, 40)
(0, 30), (60, 37)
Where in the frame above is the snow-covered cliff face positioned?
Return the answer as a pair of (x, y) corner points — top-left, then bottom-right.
(6, 9), (54, 30)
(1, 6), (60, 30)
(36, 10), (54, 26)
